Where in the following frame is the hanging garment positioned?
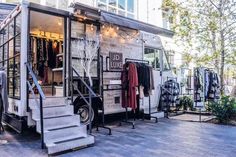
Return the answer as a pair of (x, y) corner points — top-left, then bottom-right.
(194, 68), (204, 102)
(33, 37), (37, 65)
(161, 79), (180, 107)
(42, 66), (48, 84)
(204, 70), (210, 100)
(149, 66), (154, 94)
(48, 40), (56, 69)
(127, 63), (139, 110)
(139, 85), (144, 99)
(143, 65), (151, 96)
(121, 64), (128, 108)
(0, 71), (8, 113)
(121, 63), (139, 110)
(208, 72), (220, 100)
(36, 38), (44, 78)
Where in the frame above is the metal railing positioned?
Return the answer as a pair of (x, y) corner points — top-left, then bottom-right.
(25, 62), (46, 149)
(71, 67), (97, 134)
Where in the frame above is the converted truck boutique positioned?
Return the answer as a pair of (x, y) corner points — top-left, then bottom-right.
(0, 2), (174, 154)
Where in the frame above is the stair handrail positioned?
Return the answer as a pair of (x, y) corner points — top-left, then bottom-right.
(25, 62), (45, 99)
(25, 62), (45, 149)
(71, 67), (97, 134)
(72, 67), (97, 97)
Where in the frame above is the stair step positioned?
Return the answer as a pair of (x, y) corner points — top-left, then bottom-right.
(47, 134), (86, 145)
(31, 105), (73, 121)
(44, 125), (87, 143)
(44, 114), (73, 119)
(29, 97), (68, 110)
(44, 105), (73, 117)
(47, 135), (94, 154)
(34, 113), (74, 121)
(36, 115), (80, 133)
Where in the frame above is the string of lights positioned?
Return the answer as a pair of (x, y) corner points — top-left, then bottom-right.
(89, 23), (159, 43)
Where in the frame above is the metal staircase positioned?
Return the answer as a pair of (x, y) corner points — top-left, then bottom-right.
(26, 63), (94, 154)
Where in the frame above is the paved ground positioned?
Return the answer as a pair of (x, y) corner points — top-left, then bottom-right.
(169, 113), (215, 122)
(1, 118), (236, 157)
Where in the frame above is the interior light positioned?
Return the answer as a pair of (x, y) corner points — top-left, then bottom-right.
(58, 22), (62, 26)
(116, 26), (119, 30)
(91, 24), (94, 31)
(136, 39), (139, 43)
(102, 25), (105, 29)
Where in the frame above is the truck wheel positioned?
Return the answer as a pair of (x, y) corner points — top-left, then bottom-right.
(74, 99), (95, 125)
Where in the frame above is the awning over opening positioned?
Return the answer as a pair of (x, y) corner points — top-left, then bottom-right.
(71, 3), (174, 38)
(100, 11), (174, 37)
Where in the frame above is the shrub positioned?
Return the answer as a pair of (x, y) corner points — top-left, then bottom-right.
(208, 96), (236, 123)
(178, 96), (194, 111)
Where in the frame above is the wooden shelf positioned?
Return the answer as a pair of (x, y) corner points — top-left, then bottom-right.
(52, 67), (63, 72)
(57, 53), (63, 57)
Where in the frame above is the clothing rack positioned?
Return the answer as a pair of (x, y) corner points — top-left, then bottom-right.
(91, 56), (114, 135)
(193, 67), (219, 122)
(30, 34), (63, 41)
(161, 77), (179, 118)
(125, 58), (158, 124)
(101, 56), (135, 129)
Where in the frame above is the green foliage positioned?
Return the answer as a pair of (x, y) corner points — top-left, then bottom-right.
(208, 96), (236, 123)
(178, 96), (194, 111)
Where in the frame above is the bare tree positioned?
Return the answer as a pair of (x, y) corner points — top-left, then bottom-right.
(72, 34), (99, 87)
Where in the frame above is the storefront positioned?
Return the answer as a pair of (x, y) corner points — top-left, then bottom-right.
(0, 1), (174, 154)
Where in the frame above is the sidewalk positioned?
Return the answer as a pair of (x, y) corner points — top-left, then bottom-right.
(1, 119), (236, 157)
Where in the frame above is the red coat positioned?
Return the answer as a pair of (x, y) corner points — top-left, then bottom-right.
(121, 63), (138, 110)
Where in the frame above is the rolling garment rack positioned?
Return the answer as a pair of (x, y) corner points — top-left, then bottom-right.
(193, 67), (218, 122)
(90, 56), (112, 135)
(168, 77), (180, 116)
(161, 77), (179, 118)
(124, 58), (158, 124)
(101, 56), (135, 129)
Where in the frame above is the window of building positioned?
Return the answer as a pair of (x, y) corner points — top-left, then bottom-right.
(118, 0), (125, 9)
(5, 0), (19, 3)
(162, 9), (173, 30)
(109, 0), (116, 6)
(0, 13), (21, 98)
(99, 0), (107, 3)
(46, 0), (57, 8)
(98, 2), (107, 10)
(97, 0), (135, 18)
(108, 7), (117, 13)
(57, 0), (68, 10)
(127, 0), (134, 12)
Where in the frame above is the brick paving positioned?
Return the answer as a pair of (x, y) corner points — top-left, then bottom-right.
(1, 118), (236, 157)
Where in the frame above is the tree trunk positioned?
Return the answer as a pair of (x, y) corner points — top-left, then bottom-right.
(211, 30), (220, 74)
(219, 0), (225, 95)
